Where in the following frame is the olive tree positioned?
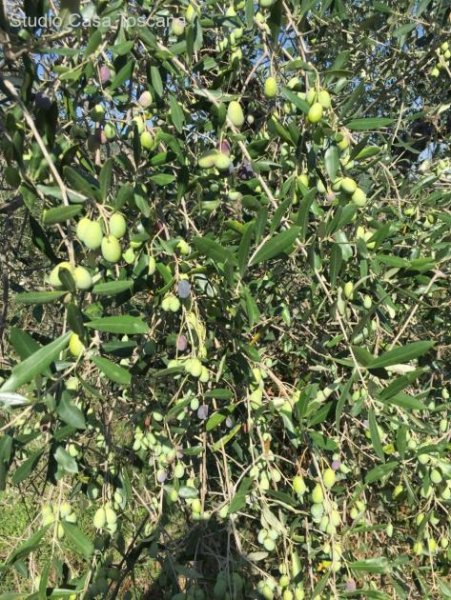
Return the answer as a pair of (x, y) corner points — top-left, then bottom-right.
(0, 0), (450, 598)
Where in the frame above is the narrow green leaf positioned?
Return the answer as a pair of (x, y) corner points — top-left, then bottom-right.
(9, 328), (40, 360)
(346, 117), (394, 131)
(393, 23), (416, 38)
(150, 66), (163, 96)
(324, 145), (340, 180)
(110, 59), (135, 90)
(369, 341), (434, 369)
(228, 478), (253, 514)
(329, 244), (342, 286)
(353, 146), (381, 160)
(249, 227), (300, 266)
(205, 389), (234, 400)
(295, 190), (315, 241)
(282, 88), (309, 113)
(57, 395), (86, 429)
(364, 461), (397, 484)
(211, 424), (242, 452)
(15, 291), (66, 305)
(54, 446), (78, 474)
(242, 287), (260, 328)
(38, 559), (51, 599)
(92, 280), (134, 296)
(352, 346), (375, 367)
(63, 166), (99, 200)
(368, 408), (385, 460)
(169, 95), (185, 133)
(238, 223), (254, 277)
(43, 205), (83, 225)
(206, 412), (226, 432)
(91, 356), (132, 386)
(150, 174), (175, 186)
(5, 527), (48, 565)
(85, 316), (149, 335)
(12, 451), (44, 485)
(349, 557), (389, 574)
(335, 374), (355, 429)
(61, 522), (94, 558)
(193, 237), (235, 265)
(0, 332), (72, 393)
(99, 158), (113, 201)
(380, 393), (425, 411)
(84, 29), (102, 57)
(0, 392), (30, 408)
(378, 372), (421, 400)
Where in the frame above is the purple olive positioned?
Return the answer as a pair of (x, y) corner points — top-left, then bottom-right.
(177, 280), (191, 299)
(176, 335), (188, 352)
(346, 580), (356, 592)
(331, 460), (341, 471)
(157, 469), (168, 483)
(99, 66), (111, 85)
(35, 92), (52, 110)
(218, 140), (231, 155)
(238, 162), (253, 180)
(197, 405), (209, 420)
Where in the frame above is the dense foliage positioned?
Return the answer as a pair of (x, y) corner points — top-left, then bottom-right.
(0, 0), (450, 598)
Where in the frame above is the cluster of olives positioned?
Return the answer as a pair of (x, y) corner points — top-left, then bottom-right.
(212, 571), (245, 600)
(413, 536), (449, 556)
(86, 562), (120, 598)
(198, 148), (232, 172)
(314, 170), (367, 210)
(412, 511), (450, 558)
(77, 212), (127, 262)
(93, 503), (118, 534)
(292, 468), (352, 574)
(305, 87), (332, 124)
(340, 281), (373, 319)
(356, 225), (376, 249)
(431, 41), (450, 77)
(333, 176), (367, 207)
(171, 587), (205, 600)
(312, 472), (341, 525)
(132, 426), (190, 497)
(349, 498), (367, 523)
(166, 356), (210, 382)
(416, 453), (451, 501)
(257, 526), (280, 552)
(247, 366), (267, 410)
(257, 574), (305, 600)
(180, 479), (208, 521)
(162, 294), (181, 312)
(418, 156), (451, 184)
(217, 5), (245, 62)
(41, 501), (77, 539)
(47, 212), (127, 295)
(92, 88), (156, 146)
(48, 261), (91, 291)
(249, 454), (281, 494)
